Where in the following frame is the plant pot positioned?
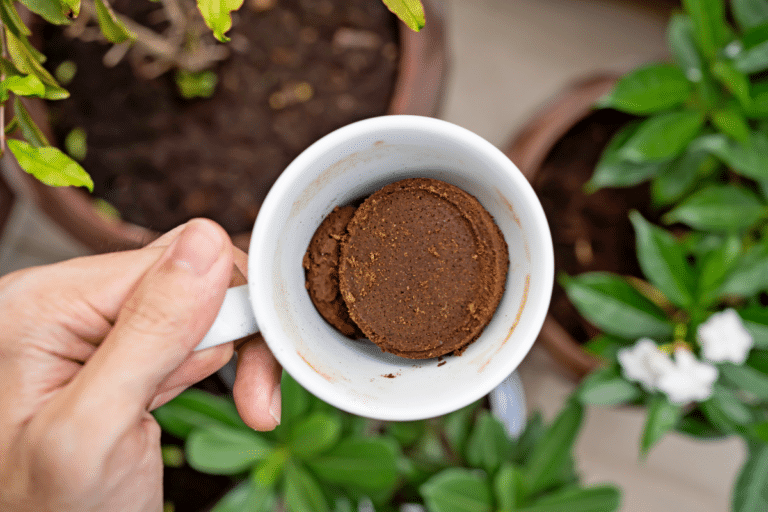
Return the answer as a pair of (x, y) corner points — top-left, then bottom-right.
(504, 73), (656, 380)
(5, 0), (448, 253)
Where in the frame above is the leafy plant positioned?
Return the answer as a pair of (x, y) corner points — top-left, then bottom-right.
(561, 0), (768, 510)
(153, 373), (621, 512)
(0, 0), (425, 191)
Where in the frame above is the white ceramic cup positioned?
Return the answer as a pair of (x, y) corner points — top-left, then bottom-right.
(194, 115), (554, 421)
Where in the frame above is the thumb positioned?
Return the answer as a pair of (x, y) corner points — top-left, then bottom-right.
(68, 219), (234, 426)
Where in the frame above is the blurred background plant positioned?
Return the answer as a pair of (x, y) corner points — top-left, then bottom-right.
(154, 372), (620, 512)
(558, 0), (768, 509)
(0, 0), (425, 193)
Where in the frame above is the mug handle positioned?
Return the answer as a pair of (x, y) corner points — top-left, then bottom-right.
(194, 285), (259, 351)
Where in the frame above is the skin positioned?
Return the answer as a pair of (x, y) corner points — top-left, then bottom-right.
(0, 218), (282, 512)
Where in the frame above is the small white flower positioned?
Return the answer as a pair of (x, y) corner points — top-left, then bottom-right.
(656, 349), (718, 405)
(697, 309), (754, 364)
(617, 338), (675, 391)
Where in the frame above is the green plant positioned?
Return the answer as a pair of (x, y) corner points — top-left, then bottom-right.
(153, 372), (621, 512)
(559, 0), (768, 510)
(0, 0), (424, 192)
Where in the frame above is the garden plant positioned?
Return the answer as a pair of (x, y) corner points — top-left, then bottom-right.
(559, 0), (768, 509)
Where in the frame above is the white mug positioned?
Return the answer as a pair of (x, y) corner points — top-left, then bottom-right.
(194, 115), (554, 421)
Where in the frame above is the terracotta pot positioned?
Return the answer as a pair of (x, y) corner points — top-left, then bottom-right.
(504, 73), (621, 380)
(5, 0), (449, 253)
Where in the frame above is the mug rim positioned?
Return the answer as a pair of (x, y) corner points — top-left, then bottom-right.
(248, 115), (554, 420)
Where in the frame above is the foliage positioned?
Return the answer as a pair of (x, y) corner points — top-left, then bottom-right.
(154, 373), (621, 512)
(0, 0), (425, 190)
(564, 0), (768, 510)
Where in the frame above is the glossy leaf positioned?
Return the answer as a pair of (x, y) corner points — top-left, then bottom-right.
(747, 79), (768, 118)
(682, 0), (729, 60)
(288, 412), (342, 459)
(692, 132), (768, 180)
(734, 39), (768, 74)
(2, 74), (44, 99)
(560, 272), (673, 340)
(94, 0), (136, 43)
(196, 0), (245, 42)
(525, 399), (583, 495)
(306, 437), (398, 493)
(651, 150), (718, 206)
(710, 105), (751, 144)
(4, 30), (68, 100)
(619, 110), (705, 163)
(630, 211), (694, 308)
(696, 234), (741, 305)
(577, 367), (641, 406)
(186, 424), (272, 475)
(667, 14), (703, 81)
(420, 468), (493, 512)
(733, 444), (768, 512)
(740, 308), (768, 348)
(663, 185), (765, 232)
(720, 363), (768, 400)
(443, 400), (482, 456)
(284, 462), (330, 512)
(152, 388), (246, 439)
(596, 64), (690, 115)
(640, 394), (682, 456)
(465, 410), (511, 474)
(517, 485), (621, 512)
(733, 0), (768, 32)
(252, 447), (288, 488)
(677, 413), (726, 439)
(712, 59), (751, 108)
(14, 96), (49, 147)
(7, 139), (92, 191)
(0, 0), (31, 37)
(493, 463), (525, 510)
(582, 334), (630, 360)
(281, 371), (310, 432)
(59, 0), (79, 17)
(512, 411), (544, 466)
(701, 385), (753, 433)
(211, 481), (275, 512)
(716, 241), (768, 297)
(584, 122), (664, 192)
(382, 0), (425, 32)
(18, 0), (70, 24)
(386, 420), (425, 447)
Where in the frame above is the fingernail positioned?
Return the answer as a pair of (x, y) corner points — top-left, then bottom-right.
(171, 221), (224, 275)
(269, 386), (281, 426)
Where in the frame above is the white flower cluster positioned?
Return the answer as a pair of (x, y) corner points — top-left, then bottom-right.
(616, 309), (754, 405)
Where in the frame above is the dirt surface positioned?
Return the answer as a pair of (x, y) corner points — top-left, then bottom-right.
(532, 109), (657, 344)
(43, 0), (399, 234)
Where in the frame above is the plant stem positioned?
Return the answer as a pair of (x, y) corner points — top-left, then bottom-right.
(0, 19), (6, 155)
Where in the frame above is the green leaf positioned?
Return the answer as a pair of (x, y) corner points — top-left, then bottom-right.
(59, 0), (80, 17)
(196, 0), (245, 42)
(701, 384), (753, 433)
(281, 371), (311, 431)
(381, 0), (425, 32)
(651, 150), (718, 206)
(464, 410), (512, 474)
(288, 412), (342, 459)
(663, 184), (765, 232)
(211, 481), (276, 512)
(420, 468), (493, 512)
(559, 272), (674, 340)
(94, 0), (136, 43)
(682, 0), (729, 60)
(711, 59), (751, 108)
(619, 110), (705, 163)
(691, 132), (768, 180)
(720, 363), (768, 399)
(2, 74), (45, 98)
(186, 424), (273, 475)
(284, 462), (330, 512)
(733, 444), (768, 512)
(640, 394), (682, 456)
(740, 308), (768, 348)
(152, 388), (246, 439)
(747, 79), (768, 118)
(733, 0), (768, 32)
(306, 437), (398, 493)
(252, 447), (288, 488)
(64, 127), (87, 161)
(596, 64), (691, 115)
(710, 105), (751, 144)
(176, 69), (218, 99)
(4, 30), (68, 100)
(717, 241), (768, 297)
(525, 399), (583, 495)
(667, 14), (704, 81)
(493, 463), (525, 511)
(630, 211), (694, 308)
(13, 97), (48, 147)
(734, 39), (768, 74)
(697, 234), (741, 305)
(582, 334), (631, 360)
(517, 485), (621, 512)
(18, 0), (70, 24)
(677, 412), (726, 439)
(584, 122), (665, 192)
(443, 400), (481, 457)
(577, 367), (641, 406)
(0, 0), (31, 37)
(7, 139), (92, 191)
(748, 350), (768, 372)
(751, 420), (768, 443)
(512, 411), (544, 466)
(4, 117), (18, 135)
(386, 420), (425, 447)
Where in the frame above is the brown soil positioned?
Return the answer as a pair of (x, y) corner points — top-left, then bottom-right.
(42, 0), (399, 234)
(532, 109), (658, 344)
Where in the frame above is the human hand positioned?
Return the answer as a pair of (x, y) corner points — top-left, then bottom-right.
(0, 219), (281, 512)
